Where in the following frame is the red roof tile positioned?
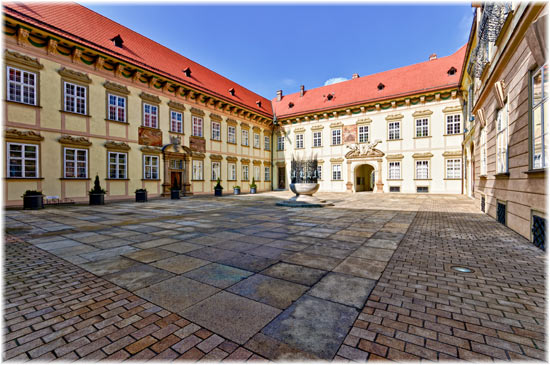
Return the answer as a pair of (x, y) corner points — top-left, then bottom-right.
(273, 45), (467, 119)
(3, 2), (273, 117)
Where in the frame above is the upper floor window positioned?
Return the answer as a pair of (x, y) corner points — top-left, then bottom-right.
(242, 130), (249, 146)
(143, 155), (159, 180)
(264, 136), (270, 150)
(296, 134), (304, 149)
(192, 116), (203, 137)
(496, 104), (509, 174)
(64, 82), (86, 114)
(388, 121), (400, 140)
(64, 147), (87, 178)
(416, 160), (429, 179)
(277, 136), (285, 151)
(446, 114), (461, 135)
(532, 64), (548, 169)
(171, 111), (183, 133)
(108, 152), (127, 179)
(254, 133), (260, 148)
(446, 159), (461, 179)
(143, 103), (158, 128)
(7, 67), (36, 105)
(388, 161), (401, 179)
(416, 118), (429, 138)
(332, 129), (342, 145)
(358, 125), (369, 143)
(227, 126), (236, 144)
(212, 122), (221, 141)
(108, 94), (126, 122)
(313, 131), (322, 147)
(7, 142), (38, 178)
(265, 166), (270, 181)
(480, 127), (488, 176)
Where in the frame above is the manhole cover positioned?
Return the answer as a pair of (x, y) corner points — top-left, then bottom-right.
(451, 266), (474, 273)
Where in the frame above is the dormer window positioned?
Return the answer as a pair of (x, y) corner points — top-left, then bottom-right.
(447, 67), (457, 76)
(183, 67), (191, 77)
(327, 93), (334, 101)
(256, 100), (262, 108)
(288, 102), (294, 108)
(229, 88), (235, 96)
(111, 35), (124, 48)
(377, 83), (385, 90)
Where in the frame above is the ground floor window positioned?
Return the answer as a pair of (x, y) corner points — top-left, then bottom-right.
(7, 143), (39, 178)
(317, 165), (322, 180)
(332, 164), (342, 180)
(415, 160), (429, 179)
(108, 152), (127, 179)
(446, 158), (461, 179)
(192, 160), (203, 180)
(64, 148), (87, 178)
(265, 167), (270, 181)
(242, 165), (249, 181)
(254, 165), (261, 181)
(388, 161), (401, 179)
(228, 163), (236, 180)
(212, 161), (221, 180)
(143, 155), (159, 180)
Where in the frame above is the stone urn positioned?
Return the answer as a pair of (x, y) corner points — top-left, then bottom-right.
(289, 183), (321, 204)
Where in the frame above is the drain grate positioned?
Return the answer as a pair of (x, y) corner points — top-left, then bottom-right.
(451, 266), (474, 273)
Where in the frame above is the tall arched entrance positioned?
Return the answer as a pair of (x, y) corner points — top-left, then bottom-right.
(354, 164), (375, 192)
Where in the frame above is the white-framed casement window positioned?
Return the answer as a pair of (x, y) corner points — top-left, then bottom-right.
(277, 136), (285, 151)
(242, 165), (249, 180)
(228, 163), (236, 180)
(228, 126), (236, 144)
(7, 143), (38, 178)
(388, 161), (401, 179)
(446, 114), (461, 135)
(317, 165), (323, 180)
(7, 67), (36, 105)
(264, 136), (270, 150)
(481, 127), (488, 175)
(265, 167), (270, 181)
(446, 158), (461, 179)
(192, 160), (203, 180)
(296, 134), (304, 149)
(64, 81), (86, 114)
(192, 116), (203, 137)
(496, 103), (509, 173)
(531, 64), (548, 169)
(415, 160), (429, 179)
(332, 129), (342, 145)
(171, 111), (183, 133)
(143, 103), (158, 128)
(212, 161), (221, 180)
(254, 165), (261, 181)
(415, 118), (429, 137)
(313, 131), (322, 147)
(358, 125), (369, 143)
(143, 155), (159, 180)
(242, 130), (249, 146)
(108, 94), (126, 122)
(254, 133), (260, 148)
(64, 147), (87, 178)
(332, 164), (342, 180)
(212, 122), (221, 141)
(388, 122), (400, 140)
(108, 152), (127, 179)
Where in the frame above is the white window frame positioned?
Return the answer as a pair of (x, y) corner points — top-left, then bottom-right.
(242, 165), (249, 180)
(170, 111), (183, 133)
(7, 142), (39, 178)
(228, 163), (236, 180)
(264, 166), (270, 181)
(317, 164), (323, 180)
(358, 125), (369, 143)
(296, 134), (304, 149)
(388, 122), (400, 140)
(313, 131), (322, 147)
(192, 160), (203, 180)
(64, 147), (88, 179)
(254, 165), (261, 181)
(388, 161), (401, 180)
(228, 126), (236, 144)
(7, 66), (36, 105)
(332, 164), (342, 180)
(446, 158), (461, 179)
(415, 160), (429, 179)
(531, 64), (548, 169)
(415, 118), (429, 138)
(108, 93), (126, 122)
(446, 114), (461, 135)
(332, 129), (342, 145)
(192, 116), (203, 137)
(264, 136), (270, 150)
(242, 130), (249, 146)
(212, 161), (221, 180)
(278, 136), (285, 151)
(480, 127), (488, 176)
(108, 152), (127, 179)
(143, 103), (158, 128)
(212, 122), (221, 141)
(496, 103), (509, 174)
(143, 155), (159, 180)
(64, 81), (87, 115)
(254, 133), (260, 148)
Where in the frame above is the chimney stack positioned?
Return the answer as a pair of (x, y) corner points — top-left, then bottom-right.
(352, 73), (359, 79)
(277, 90), (283, 101)
(429, 53), (437, 61)
(300, 85), (305, 97)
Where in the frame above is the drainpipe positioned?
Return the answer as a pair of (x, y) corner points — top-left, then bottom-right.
(270, 103), (278, 191)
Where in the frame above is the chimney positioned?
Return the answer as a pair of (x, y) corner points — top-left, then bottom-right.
(352, 73), (359, 79)
(300, 85), (305, 97)
(429, 53), (437, 61)
(277, 90), (283, 101)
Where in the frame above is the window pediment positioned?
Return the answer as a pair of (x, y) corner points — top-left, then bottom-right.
(385, 113), (404, 121)
(5, 128), (44, 142)
(141, 146), (162, 154)
(58, 135), (92, 146)
(356, 118), (372, 125)
(104, 81), (129, 95)
(168, 100), (186, 111)
(5, 49), (43, 71)
(226, 118), (238, 126)
(386, 154), (404, 160)
(442, 106), (462, 113)
(412, 152), (433, 159)
(443, 150), (462, 157)
(241, 158), (250, 164)
(412, 110), (433, 117)
(311, 125), (324, 130)
(226, 156), (238, 162)
(105, 140), (130, 151)
(330, 122), (343, 128)
(140, 92), (161, 104)
(190, 107), (205, 116)
(59, 67), (91, 84)
(209, 113), (222, 122)
(209, 154), (223, 161)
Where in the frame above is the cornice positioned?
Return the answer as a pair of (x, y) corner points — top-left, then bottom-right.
(104, 81), (130, 95)
(5, 128), (44, 141)
(190, 107), (205, 116)
(412, 110), (433, 117)
(386, 154), (404, 160)
(140, 92), (161, 104)
(58, 67), (91, 84)
(209, 113), (222, 122)
(226, 156), (238, 162)
(412, 152), (433, 158)
(209, 154), (223, 161)
(140, 146), (162, 154)
(104, 140), (130, 151)
(385, 113), (404, 121)
(168, 100), (186, 111)
(5, 49), (43, 70)
(58, 135), (92, 146)
(442, 106), (462, 113)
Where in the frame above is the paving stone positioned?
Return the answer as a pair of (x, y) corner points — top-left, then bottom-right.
(216, 252), (278, 272)
(122, 248), (174, 263)
(80, 246), (139, 262)
(80, 257), (140, 276)
(103, 264), (174, 291)
(333, 256), (387, 280)
(260, 262), (326, 286)
(159, 241), (203, 254)
(308, 272), (376, 309)
(150, 255), (209, 274)
(351, 246), (395, 261)
(183, 263), (253, 288)
(283, 252), (342, 271)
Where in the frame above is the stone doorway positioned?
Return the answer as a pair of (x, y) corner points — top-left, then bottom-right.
(162, 144), (192, 196)
(354, 164), (375, 192)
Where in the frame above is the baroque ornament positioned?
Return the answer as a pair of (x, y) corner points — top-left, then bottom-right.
(5, 128), (44, 141)
(345, 140), (384, 159)
(58, 135), (92, 146)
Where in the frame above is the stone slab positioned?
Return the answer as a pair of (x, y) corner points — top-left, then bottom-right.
(261, 262), (326, 286)
(80, 256), (140, 276)
(333, 257), (387, 280)
(122, 248), (174, 263)
(151, 255), (209, 274)
(103, 264), (174, 291)
(183, 263), (253, 289)
(307, 272), (376, 309)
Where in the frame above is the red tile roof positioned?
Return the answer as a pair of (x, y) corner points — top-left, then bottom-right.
(273, 45), (467, 119)
(3, 2), (273, 117)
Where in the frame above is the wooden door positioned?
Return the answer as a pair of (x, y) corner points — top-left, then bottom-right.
(171, 171), (182, 189)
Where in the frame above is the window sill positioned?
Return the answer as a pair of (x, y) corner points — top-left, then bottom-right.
(295, 147), (305, 150)
(5, 177), (44, 181)
(5, 100), (42, 108)
(444, 178), (462, 180)
(105, 178), (129, 181)
(142, 178), (161, 181)
(211, 138), (222, 142)
(191, 135), (205, 140)
(524, 168), (546, 176)
(387, 139), (403, 142)
(60, 178), (91, 181)
(331, 179), (344, 181)
(192, 179), (204, 181)
(330, 144), (343, 146)
(105, 119), (128, 124)
(312, 146), (323, 148)
(60, 110), (91, 117)
(253, 147), (260, 150)
(414, 178), (432, 181)
(413, 136), (432, 139)
(227, 179), (237, 182)
(170, 131), (185, 136)
(443, 134), (461, 137)
(494, 172), (510, 179)
(479, 175), (488, 179)
(227, 141), (237, 145)
(140, 126), (160, 131)
(242, 145), (250, 147)
(386, 179), (403, 181)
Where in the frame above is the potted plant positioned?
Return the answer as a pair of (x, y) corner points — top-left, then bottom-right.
(22, 190), (44, 210)
(249, 178), (257, 194)
(89, 175), (106, 205)
(214, 178), (223, 196)
(233, 185), (241, 195)
(135, 188), (147, 202)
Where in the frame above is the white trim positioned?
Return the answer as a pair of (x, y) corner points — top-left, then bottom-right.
(108, 93), (126, 122)
(63, 147), (88, 178)
(7, 66), (37, 105)
(64, 81), (86, 114)
(108, 151), (127, 179)
(143, 155), (159, 180)
(7, 142), (39, 178)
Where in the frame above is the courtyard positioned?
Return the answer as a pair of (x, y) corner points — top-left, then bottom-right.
(4, 192), (546, 361)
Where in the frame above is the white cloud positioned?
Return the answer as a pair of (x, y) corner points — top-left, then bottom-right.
(324, 77), (348, 86)
(282, 78), (296, 86)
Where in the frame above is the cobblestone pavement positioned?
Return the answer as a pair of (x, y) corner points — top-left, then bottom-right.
(4, 193), (546, 361)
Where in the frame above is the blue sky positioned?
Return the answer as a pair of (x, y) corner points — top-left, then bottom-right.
(83, 3), (474, 100)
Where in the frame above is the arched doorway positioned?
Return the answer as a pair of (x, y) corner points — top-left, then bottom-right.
(354, 164), (375, 192)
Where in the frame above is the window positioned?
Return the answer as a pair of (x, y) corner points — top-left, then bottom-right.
(171, 111), (183, 133)
(254, 165), (261, 180)
(496, 104), (509, 173)
(317, 165), (322, 180)
(388, 161), (401, 179)
(358, 125), (369, 143)
(107, 94), (126, 122)
(481, 127), (487, 175)
(228, 126), (236, 144)
(446, 159), (461, 179)
(332, 129), (342, 145)
(417, 186), (429, 193)
(242, 165), (249, 180)
(531, 64), (548, 169)
(242, 130), (249, 146)
(254, 133), (260, 148)
(64, 82), (86, 114)
(212, 122), (221, 141)
(264, 136), (270, 150)
(415, 118), (429, 137)
(7, 143), (38, 178)
(192, 160), (203, 180)
(64, 148), (87, 178)
(212, 161), (221, 180)
(332, 164), (342, 180)
(388, 122), (400, 140)
(278, 136), (285, 151)
(296, 134), (304, 149)
(143, 155), (159, 180)
(108, 152), (127, 179)
(192, 116), (203, 137)
(313, 131), (322, 147)
(416, 160), (429, 179)
(446, 114), (461, 135)
(228, 163), (236, 180)
(7, 67), (36, 105)
(390, 186), (400, 192)
(265, 167), (270, 181)
(143, 103), (158, 128)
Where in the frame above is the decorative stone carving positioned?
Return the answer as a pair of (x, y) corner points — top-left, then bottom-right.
(114, 63), (124, 78)
(330, 122), (343, 128)
(241, 158), (250, 164)
(294, 127), (306, 133)
(58, 67), (91, 84)
(209, 154), (223, 161)
(16, 27), (29, 46)
(192, 151), (205, 159)
(356, 118), (372, 125)
(311, 125), (324, 130)
(162, 82), (171, 93)
(139, 92), (161, 104)
(442, 150), (462, 157)
(168, 101), (186, 111)
(253, 160), (262, 165)
(412, 110), (433, 117)
(47, 38), (58, 55)
(386, 154), (404, 160)
(420, 96), (426, 104)
(71, 48), (82, 63)
(262, 160), (270, 165)
(494, 80), (507, 109)
(252, 126), (261, 133)
(209, 113), (222, 122)
(443, 106), (462, 113)
(330, 157), (345, 163)
(476, 108), (486, 127)
(58, 135), (92, 146)
(5, 128), (44, 141)
(226, 156), (238, 162)
(240, 122), (250, 129)
(132, 70), (142, 83)
(226, 118), (238, 126)
(345, 140), (384, 159)
(385, 113), (404, 121)
(5, 50), (43, 70)
(94, 56), (105, 71)
(412, 152), (434, 158)
(190, 107), (205, 116)
(104, 140), (130, 151)
(141, 146), (162, 154)
(104, 81), (130, 95)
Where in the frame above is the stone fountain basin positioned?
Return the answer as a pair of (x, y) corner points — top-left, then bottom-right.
(290, 183), (319, 196)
